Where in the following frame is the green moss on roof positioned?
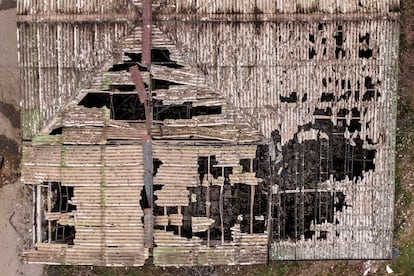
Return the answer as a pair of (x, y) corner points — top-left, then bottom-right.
(21, 108), (41, 139)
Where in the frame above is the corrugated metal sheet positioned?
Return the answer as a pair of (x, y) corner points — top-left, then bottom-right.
(73, 23), (262, 143)
(271, 171), (394, 260)
(17, 0), (136, 139)
(20, 0), (398, 266)
(17, 0), (137, 15)
(22, 109), (147, 266)
(153, 229), (268, 266)
(151, 143), (267, 265)
(161, 19), (399, 140)
(154, 2), (398, 261)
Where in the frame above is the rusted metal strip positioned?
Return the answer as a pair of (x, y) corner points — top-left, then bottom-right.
(130, 65), (153, 248)
(220, 184), (224, 244)
(142, 0), (152, 66)
(130, 65), (151, 134)
(130, 65), (148, 103)
(47, 182), (52, 244)
(143, 137), (153, 209)
(250, 185), (255, 234)
(36, 185), (42, 243)
(144, 208), (153, 248)
(130, 0), (153, 249)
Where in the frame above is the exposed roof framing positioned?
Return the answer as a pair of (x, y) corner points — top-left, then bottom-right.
(19, 0), (399, 266)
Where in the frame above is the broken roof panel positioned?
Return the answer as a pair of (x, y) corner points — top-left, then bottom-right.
(19, 0), (399, 266)
(22, 119), (148, 265)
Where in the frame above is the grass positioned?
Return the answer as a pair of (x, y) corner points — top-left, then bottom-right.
(255, 264), (288, 276)
(47, 265), (75, 276)
(388, 1), (414, 274)
(94, 267), (115, 276)
(392, 239), (414, 275)
(395, 175), (412, 210)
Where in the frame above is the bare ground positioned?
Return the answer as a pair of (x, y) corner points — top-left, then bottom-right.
(0, 8), (43, 276)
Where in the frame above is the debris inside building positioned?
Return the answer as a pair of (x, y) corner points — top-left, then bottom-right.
(19, 0), (399, 266)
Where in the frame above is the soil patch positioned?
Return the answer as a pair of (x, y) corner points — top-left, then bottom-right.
(0, 101), (19, 128)
(0, 134), (20, 187)
(0, 0), (16, 10)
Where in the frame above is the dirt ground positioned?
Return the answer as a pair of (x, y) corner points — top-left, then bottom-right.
(0, 7), (43, 276)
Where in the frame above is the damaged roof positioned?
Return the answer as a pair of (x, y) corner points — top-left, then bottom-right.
(19, 0), (399, 266)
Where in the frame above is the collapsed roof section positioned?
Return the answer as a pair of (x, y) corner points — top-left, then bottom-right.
(154, 2), (399, 260)
(21, 106), (267, 266)
(72, 24), (262, 143)
(19, 0), (399, 266)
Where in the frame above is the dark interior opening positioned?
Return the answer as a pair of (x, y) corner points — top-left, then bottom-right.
(109, 49), (184, 72)
(359, 33), (370, 44)
(112, 94), (145, 120)
(269, 106), (376, 242)
(359, 48), (373, 59)
(322, 78), (327, 88)
(309, 48), (317, 59)
(78, 93), (110, 108)
(151, 49), (184, 68)
(274, 191), (346, 241)
(280, 92), (298, 103)
(153, 184), (164, 216)
(321, 92), (335, 102)
(302, 93), (308, 102)
(153, 158), (163, 176)
(318, 23), (325, 31)
(152, 79), (183, 90)
(181, 205), (193, 239)
(335, 192), (350, 212)
(153, 101), (222, 121)
(153, 101), (190, 120)
(41, 182), (76, 245)
(335, 47), (346, 59)
(79, 93), (146, 120)
(309, 34), (315, 43)
(49, 127), (63, 135)
(362, 90), (381, 101)
(318, 231), (327, 240)
(48, 182), (76, 213)
(338, 91), (352, 101)
(197, 155), (224, 183)
(240, 159), (251, 173)
(109, 52), (145, 72)
(334, 26), (346, 59)
(109, 84), (136, 92)
(191, 106), (222, 117)
(48, 221), (76, 245)
(140, 187), (151, 210)
(187, 182), (267, 243)
(334, 26), (344, 46)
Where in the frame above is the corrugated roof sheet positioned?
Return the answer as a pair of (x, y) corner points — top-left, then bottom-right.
(20, 0), (398, 266)
(17, 0), (136, 138)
